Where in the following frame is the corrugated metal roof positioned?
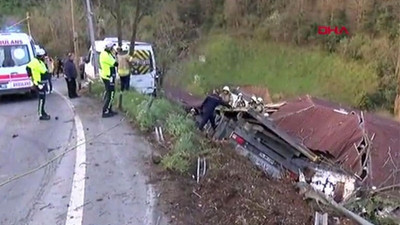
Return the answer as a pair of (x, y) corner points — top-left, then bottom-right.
(269, 95), (400, 188)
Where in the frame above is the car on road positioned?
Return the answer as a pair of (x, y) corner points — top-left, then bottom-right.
(0, 32), (37, 97)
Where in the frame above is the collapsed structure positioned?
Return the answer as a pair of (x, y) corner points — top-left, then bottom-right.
(268, 95), (400, 191)
(164, 85), (400, 204)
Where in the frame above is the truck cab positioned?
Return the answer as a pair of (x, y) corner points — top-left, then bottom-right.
(0, 32), (36, 96)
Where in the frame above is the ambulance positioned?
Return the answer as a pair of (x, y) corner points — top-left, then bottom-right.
(84, 37), (158, 95)
(0, 32), (36, 96)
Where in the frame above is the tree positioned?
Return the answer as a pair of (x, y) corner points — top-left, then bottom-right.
(116, 0), (122, 47)
(394, 37), (400, 120)
(129, 0), (153, 54)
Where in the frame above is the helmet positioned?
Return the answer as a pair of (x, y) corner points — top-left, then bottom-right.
(257, 97), (263, 103)
(222, 86), (230, 92)
(121, 44), (129, 52)
(251, 95), (257, 102)
(238, 93), (243, 96)
(36, 48), (46, 57)
(105, 42), (114, 49)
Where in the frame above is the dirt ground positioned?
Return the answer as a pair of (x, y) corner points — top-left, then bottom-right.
(146, 139), (356, 225)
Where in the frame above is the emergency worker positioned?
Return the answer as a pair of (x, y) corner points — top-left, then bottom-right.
(198, 89), (231, 131)
(99, 42), (119, 118)
(248, 95), (258, 109)
(26, 48), (51, 120)
(117, 44), (131, 91)
(220, 86), (234, 106)
(255, 97), (264, 113)
(233, 93), (247, 108)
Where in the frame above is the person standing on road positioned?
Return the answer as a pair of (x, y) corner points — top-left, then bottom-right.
(44, 54), (54, 94)
(198, 89), (231, 131)
(26, 48), (51, 120)
(100, 42), (119, 118)
(63, 53), (79, 99)
(79, 57), (85, 81)
(117, 44), (132, 91)
(54, 56), (63, 78)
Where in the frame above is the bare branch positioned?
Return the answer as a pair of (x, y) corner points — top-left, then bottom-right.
(110, 11), (117, 19)
(372, 183), (400, 193)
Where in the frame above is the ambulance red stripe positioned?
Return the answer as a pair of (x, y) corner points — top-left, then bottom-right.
(0, 74), (29, 80)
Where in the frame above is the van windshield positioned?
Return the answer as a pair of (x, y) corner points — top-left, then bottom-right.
(0, 45), (31, 67)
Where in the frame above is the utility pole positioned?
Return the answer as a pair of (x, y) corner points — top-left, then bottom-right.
(85, 0), (99, 78)
(70, 0), (81, 89)
(26, 12), (31, 36)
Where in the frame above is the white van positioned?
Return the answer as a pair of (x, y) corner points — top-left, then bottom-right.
(0, 32), (36, 96)
(84, 38), (157, 95)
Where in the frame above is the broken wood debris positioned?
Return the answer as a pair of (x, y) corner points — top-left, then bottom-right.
(314, 212), (328, 225)
(296, 179), (375, 225)
(196, 157), (207, 184)
(154, 126), (165, 144)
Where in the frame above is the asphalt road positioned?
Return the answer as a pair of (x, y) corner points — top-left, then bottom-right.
(0, 79), (167, 225)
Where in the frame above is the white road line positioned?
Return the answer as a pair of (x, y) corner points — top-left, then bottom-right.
(144, 184), (156, 225)
(55, 91), (86, 225)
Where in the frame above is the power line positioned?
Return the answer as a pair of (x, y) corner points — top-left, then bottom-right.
(0, 118), (125, 188)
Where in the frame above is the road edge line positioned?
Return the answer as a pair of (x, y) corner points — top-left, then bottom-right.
(55, 91), (87, 225)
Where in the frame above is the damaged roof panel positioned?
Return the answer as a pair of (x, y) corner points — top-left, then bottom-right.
(269, 95), (400, 188)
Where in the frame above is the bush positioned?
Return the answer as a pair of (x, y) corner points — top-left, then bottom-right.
(166, 113), (196, 137)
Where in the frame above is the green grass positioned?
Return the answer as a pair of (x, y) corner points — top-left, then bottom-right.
(173, 35), (378, 106)
(89, 81), (204, 173)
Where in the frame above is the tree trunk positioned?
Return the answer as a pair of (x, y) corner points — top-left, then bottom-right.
(129, 0), (141, 55)
(395, 39), (400, 120)
(116, 0), (122, 47)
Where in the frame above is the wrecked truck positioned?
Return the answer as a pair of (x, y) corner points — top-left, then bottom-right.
(201, 94), (400, 206)
(206, 107), (359, 203)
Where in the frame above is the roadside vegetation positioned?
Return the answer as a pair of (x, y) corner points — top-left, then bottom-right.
(175, 34), (378, 106)
(90, 81), (206, 174)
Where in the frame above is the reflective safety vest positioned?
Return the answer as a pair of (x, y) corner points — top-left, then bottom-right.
(117, 54), (131, 77)
(27, 58), (47, 85)
(99, 50), (116, 80)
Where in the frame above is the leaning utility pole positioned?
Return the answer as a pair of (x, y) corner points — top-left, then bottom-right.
(70, 0), (81, 88)
(85, 0), (99, 78)
(26, 12), (31, 36)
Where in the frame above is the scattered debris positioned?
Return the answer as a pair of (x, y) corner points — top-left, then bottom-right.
(314, 212), (328, 225)
(196, 157), (206, 184)
(12, 134), (18, 138)
(154, 126), (165, 144)
(152, 151), (162, 165)
(162, 85), (400, 224)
